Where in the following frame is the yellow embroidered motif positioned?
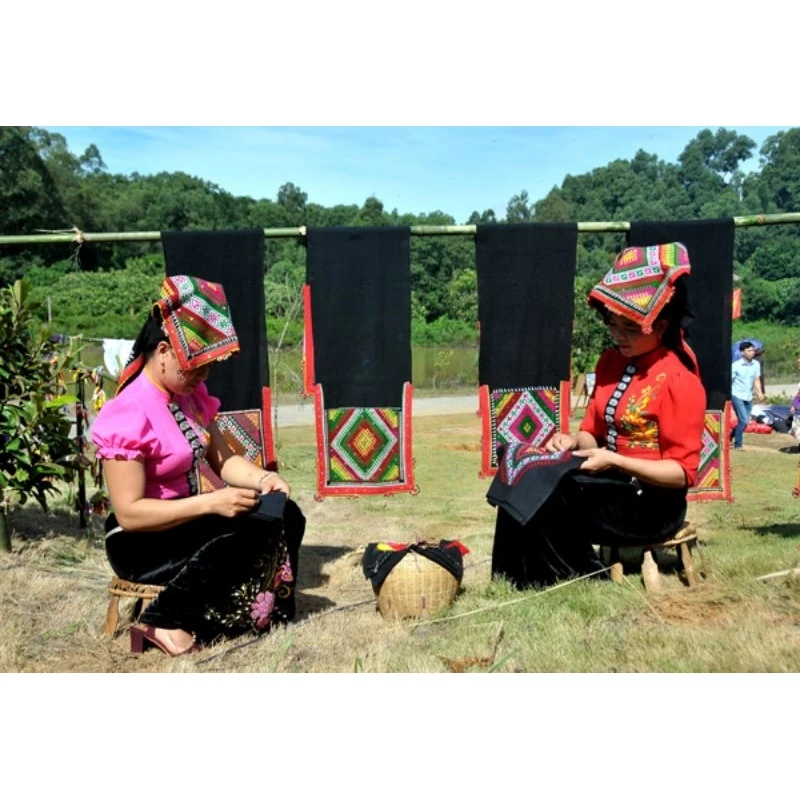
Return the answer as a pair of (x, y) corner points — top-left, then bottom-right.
(618, 373), (666, 450)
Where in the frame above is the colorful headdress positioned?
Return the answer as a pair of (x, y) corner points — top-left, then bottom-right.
(155, 274), (239, 371)
(117, 274), (239, 394)
(588, 242), (691, 334)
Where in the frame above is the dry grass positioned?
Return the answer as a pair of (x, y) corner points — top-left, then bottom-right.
(3, 411), (800, 673)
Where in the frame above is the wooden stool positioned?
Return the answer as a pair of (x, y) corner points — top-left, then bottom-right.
(104, 577), (165, 638)
(601, 521), (702, 593)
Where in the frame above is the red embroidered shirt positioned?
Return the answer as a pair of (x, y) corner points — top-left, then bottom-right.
(579, 346), (706, 485)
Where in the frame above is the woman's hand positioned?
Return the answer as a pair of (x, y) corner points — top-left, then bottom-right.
(545, 432), (577, 453)
(258, 471), (291, 498)
(574, 447), (620, 473)
(206, 486), (261, 518)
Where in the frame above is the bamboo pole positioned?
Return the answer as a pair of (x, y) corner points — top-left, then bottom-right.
(2, 212), (800, 245)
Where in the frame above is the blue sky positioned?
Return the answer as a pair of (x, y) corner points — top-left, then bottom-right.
(41, 126), (789, 225)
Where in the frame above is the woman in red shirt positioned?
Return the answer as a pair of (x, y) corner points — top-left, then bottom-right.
(491, 243), (706, 589)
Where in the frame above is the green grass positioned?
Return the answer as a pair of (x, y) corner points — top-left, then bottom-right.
(3, 413), (800, 672)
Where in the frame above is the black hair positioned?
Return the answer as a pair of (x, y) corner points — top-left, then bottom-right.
(122, 309), (168, 371)
(739, 341), (754, 352)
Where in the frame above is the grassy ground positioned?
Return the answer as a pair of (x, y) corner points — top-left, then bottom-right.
(2, 411), (800, 673)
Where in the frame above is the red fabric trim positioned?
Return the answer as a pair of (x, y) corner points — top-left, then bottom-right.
(732, 288), (742, 319)
(688, 403), (733, 503)
(116, 353), (145, 396)
(302, 284), (315, 397)
(306, 279), (415, 498)
(559, 379), (571, 434)
(312, 382), (417, 500)
(478, 384), (496, 479)
(262, 386), (277, 471)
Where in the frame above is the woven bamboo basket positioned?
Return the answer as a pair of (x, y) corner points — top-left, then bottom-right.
(377, 550), (460, 620)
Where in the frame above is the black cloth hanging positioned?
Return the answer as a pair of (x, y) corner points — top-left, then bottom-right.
(627, 219), (734, 410)
(305, 226), (411, 409)
(162, 229), (267, 412)
(475, 223), (578, 388)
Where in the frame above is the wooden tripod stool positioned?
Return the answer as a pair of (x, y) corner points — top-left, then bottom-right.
(601, 521), (701, 593)
(104, 577), (165, 638)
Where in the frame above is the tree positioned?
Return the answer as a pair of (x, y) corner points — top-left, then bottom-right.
(505, 190), (532, 222)
(467, 209), (497, 224)
(27, 254), (164, 338)
(444, 268), (478, 325)
(276, 182), (308, 226)
(355, 196), (387, 227)
(0, 127), (67, 234)
(0, 280), (79, 551)
(677, 128), (755, 213)
(678, 128), (756, 183)
(0, 127), (69, 283)
(754, 128), (800, 212)
(571, 275), (612, 373)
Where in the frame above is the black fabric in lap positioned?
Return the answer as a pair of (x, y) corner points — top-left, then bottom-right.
(486, 451), (587, 525)
(162, 229), (267, 411)
(627, 219), (734, 409)
(306, 227), (411, 409)
(475, 223), (578, 387)
(490, 470), (687, 589)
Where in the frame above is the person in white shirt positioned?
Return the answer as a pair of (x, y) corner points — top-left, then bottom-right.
(731, 341), (765, 449)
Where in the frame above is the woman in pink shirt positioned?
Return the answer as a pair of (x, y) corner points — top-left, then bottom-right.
(91, 275), (304, 656)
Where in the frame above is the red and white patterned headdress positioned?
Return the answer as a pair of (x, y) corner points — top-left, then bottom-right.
(588, 242), (691, 334)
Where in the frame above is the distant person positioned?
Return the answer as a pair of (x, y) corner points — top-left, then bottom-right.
(790, 356), (800, 448)
(731, 341), (765, 450)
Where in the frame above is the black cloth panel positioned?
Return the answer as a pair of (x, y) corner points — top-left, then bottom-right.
(162, 229), (267, 411)
(628, 219), (734, 410)
(476, 223), (578, 388)
(305, 226), (411, 409)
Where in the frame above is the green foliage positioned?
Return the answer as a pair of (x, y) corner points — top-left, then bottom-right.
(0, 127), (68, 236)
(412, 315), (478, 346)
(443, 268), (478, 325)
(732, 319), (800, 380)
(3, 124), (800, 357)
(27, 254), (164, 338)
(0, 280), (79, 548)
(571, 275), (612, 373)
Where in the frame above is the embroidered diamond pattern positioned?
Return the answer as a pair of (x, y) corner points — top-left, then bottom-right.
(500, 443), (572, 485)
(491, 387), (559, 467)
(327, 407), (401, 483)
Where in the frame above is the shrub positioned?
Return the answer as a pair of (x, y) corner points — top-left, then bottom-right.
(0, 280), (79, 551)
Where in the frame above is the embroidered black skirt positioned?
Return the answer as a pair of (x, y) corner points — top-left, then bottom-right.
(491, 469), (687, 589)
(105, 499), (305, 643)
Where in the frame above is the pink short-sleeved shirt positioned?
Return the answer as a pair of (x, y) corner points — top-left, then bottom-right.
(90, 371), (221, 499)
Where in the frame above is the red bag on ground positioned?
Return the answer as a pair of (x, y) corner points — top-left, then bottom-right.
(745, 421), (772, 434)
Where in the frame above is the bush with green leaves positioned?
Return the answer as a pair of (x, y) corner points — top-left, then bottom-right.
(0, 280), (79, 550)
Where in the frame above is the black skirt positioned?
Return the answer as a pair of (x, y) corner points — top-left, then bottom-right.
(491, 469), (686, 590)
(105, 499), (305, 643)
